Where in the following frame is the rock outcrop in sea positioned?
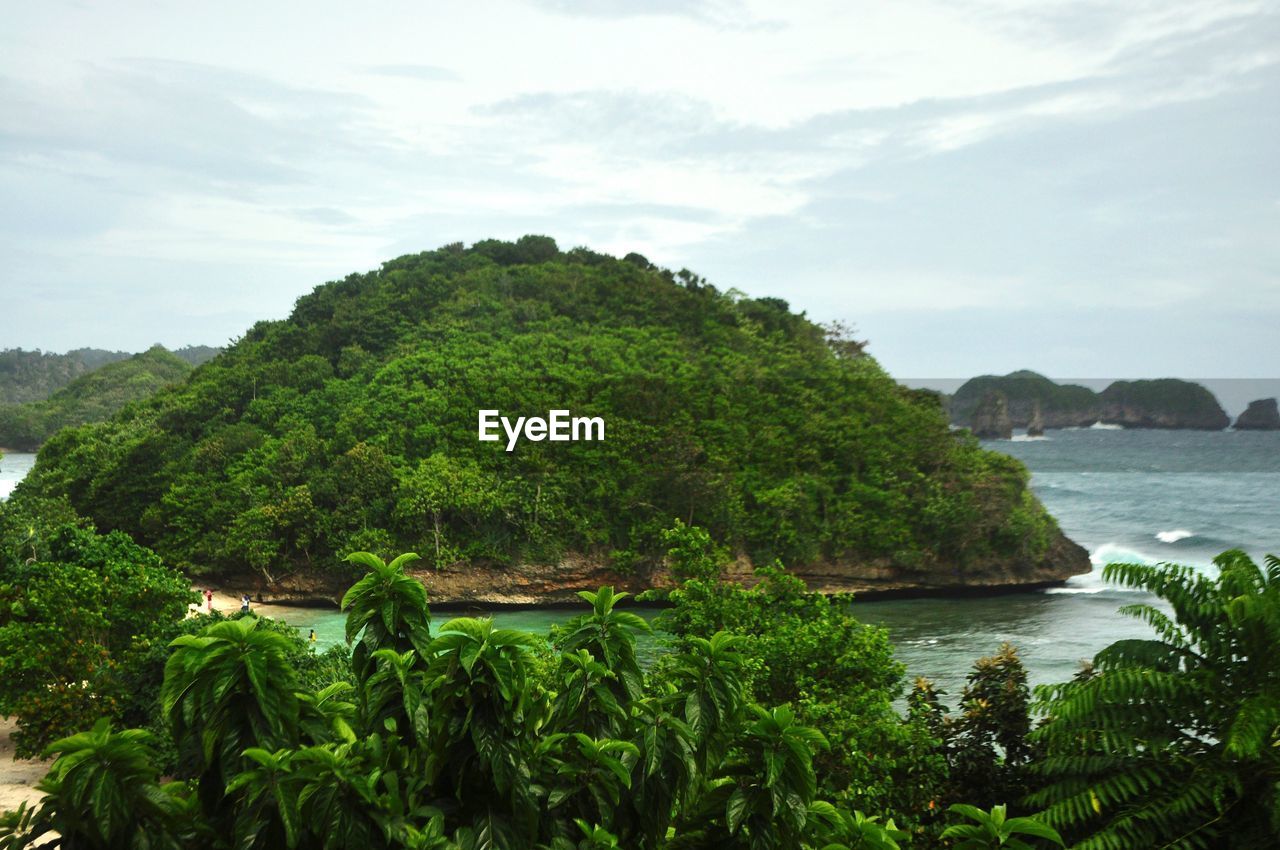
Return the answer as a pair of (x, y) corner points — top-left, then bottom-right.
(1234, 398), (1280, 430)
(950, 370), (1100, 429)
(1027, 400), (1045, 437)
(1099, 380), (1229, 430)
(969, 390), (1013, 439)
(950, 371), (1231, 431)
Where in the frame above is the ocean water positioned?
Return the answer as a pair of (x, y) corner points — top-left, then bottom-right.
(0, 452), (36, 501)
(6, 431), (1279, 699)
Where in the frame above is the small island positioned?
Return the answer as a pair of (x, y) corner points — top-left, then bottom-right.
(950, 370), (1232, 434)
(1234, 398), (1280, 430)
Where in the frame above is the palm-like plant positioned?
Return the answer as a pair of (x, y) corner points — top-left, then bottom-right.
(543, 733), (640, 833)
(708, 704), (831, 850)
(554, 587), (650, 703)
(425, 616), (545, 845)
(628, 696), (699, 848)
(342, 551), (431, 685)
(662, 631), (749, 775)
(1029, 551), (1280, 848)
(942, 804), (1064, 849)
(0, 719), (184, 850)
(550, 649), (627, 740)
(161, 616), (302, 816)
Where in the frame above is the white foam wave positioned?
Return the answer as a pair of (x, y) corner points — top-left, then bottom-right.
(1011, 434), (1049, 442)
(1156, 529), (1193, 544)
(1090, 422), (1123, 430)
(0, 481), (15, 501)
(1090, 542), (1160, 567)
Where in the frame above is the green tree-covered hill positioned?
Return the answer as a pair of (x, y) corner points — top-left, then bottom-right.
(13, 238), (1084, 592)
(0, 346), (193, 450)
(0, 347), (132, 405)
(949, 370), (1101, 429)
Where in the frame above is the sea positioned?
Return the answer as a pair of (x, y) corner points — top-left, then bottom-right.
(3, 428), (1278, 700)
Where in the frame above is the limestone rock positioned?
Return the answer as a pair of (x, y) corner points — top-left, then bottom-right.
(1099, 379), (1229, 430)
(969, 390), (1013, 439)
(1027, 400), (1045, 437)
(1234, 398), (1280, 430)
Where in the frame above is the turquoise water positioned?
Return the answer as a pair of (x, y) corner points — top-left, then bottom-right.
(276, 606), (667, 666)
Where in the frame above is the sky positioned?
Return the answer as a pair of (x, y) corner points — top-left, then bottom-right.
(1, 0), (1277, 379)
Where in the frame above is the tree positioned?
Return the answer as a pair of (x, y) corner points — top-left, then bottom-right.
(0, 524), (195, 757)
(2, 550), (886, 850)
(1028, 551), (1280, 848)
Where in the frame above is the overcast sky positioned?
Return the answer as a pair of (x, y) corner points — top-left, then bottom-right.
(1, 0), (1277, 378)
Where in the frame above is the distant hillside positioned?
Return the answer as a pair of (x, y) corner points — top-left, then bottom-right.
(0, 348), (132, 404)
(13, 236), (1088, 600)
(0, 346), (192, 450)
(172, 345), (222, 366)
(949, 371), (1230, 432)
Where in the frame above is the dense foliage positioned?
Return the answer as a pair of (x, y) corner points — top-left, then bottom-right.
(948, 372), (1101, 428)
(13, 238), (1062, 587)
(0, 348), (132, 406)
(1029, 551), (1280, 849)
(0, 522), (195, 756)
(654, 522), (943, 825)
(0, 346), (193, 450)
(1, 552), (918, 850)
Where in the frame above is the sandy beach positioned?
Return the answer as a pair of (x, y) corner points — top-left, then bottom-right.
(187, 586), (313, 621)
(0, 717), (48, 814)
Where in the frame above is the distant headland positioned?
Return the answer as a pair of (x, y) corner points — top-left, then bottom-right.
(945, 370), (1278, 436)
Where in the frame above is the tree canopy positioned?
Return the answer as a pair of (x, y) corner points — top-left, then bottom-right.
(12, 238), (1063, 588)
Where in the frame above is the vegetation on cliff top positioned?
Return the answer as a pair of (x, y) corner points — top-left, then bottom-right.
(0, 346), (193, 451)
(950, 371), (1230, 430)
(949, 371), (1100, 426)
(13, 237), (1061, 583)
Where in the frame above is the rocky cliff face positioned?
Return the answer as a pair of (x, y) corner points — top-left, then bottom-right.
(950, 371), (1099, 429)
(1235, 398), (1280, 430)
(227, 530), (1093, 606)
(969, 391), (1013, 439)
(1027, 401), (1045, 438)
(1099, 380), (1229, 430)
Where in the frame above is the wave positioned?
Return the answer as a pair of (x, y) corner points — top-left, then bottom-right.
(1011, 434), (1049, 442)
(1156, 529), (1194, 544)
(1090, 542), (1161, 567)
(1090, 422), (1124, 430)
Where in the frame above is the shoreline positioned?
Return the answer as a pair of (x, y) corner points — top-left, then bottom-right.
(0, 717), (48, 815)
(188, 577), (1078, 618)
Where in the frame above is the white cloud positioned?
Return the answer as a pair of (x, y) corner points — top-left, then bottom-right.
(0, 0), (1275, 377)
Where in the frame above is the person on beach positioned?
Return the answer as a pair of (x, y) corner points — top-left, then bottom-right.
(204, 589), (214, 612)
(309, 629), (317, 643)
(241, 593), (250, 613)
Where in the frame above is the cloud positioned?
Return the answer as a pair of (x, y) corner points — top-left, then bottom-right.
(0, 0), (1275, 377)
(363, 64), (460, 82)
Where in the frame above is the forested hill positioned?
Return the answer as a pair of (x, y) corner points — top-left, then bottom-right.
(0, 344), (221, 406)
(14, 237), (1088, 597)
(0, 347), (132, 404)
(0, 346), (193, 451)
